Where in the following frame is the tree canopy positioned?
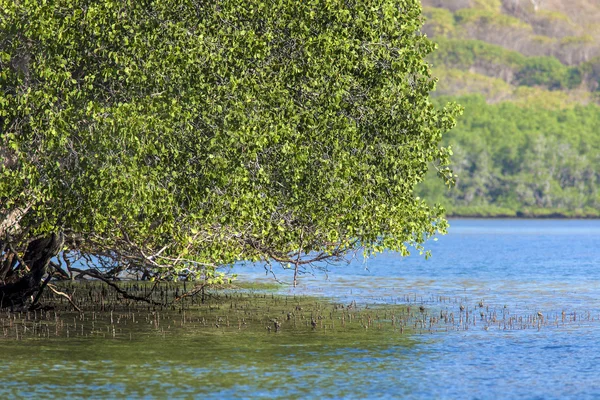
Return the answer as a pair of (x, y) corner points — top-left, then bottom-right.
(0, 0), (458, 306)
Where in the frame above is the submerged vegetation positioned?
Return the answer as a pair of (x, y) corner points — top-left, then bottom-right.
(1, 281), (595, 342)
(1, 282), (418, 341)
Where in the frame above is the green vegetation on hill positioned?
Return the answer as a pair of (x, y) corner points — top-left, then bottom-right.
(430, 38), (584, 91)
(423, 1), (600, 67)
(418, 95), (600, 217)
(421, 0), (600, 217)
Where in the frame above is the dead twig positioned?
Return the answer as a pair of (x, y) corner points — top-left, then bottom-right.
(47, 283), (82, 313)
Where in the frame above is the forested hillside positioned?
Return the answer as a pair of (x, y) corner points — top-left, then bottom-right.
(420, 0), (600, 217)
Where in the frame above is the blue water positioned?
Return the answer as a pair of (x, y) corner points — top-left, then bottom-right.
(2, 219), (599, 399)
(233, 219), (600, 399)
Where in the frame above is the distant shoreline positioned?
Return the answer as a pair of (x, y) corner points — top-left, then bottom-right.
(447, 214), (600, 219)
(443, 207), (600, 219)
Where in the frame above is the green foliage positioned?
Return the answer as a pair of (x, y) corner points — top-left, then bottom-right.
(430, 38), (583, 90)
(510, 87), (590, 109)
(414, 2), (600, 217)
(417, 95), (600, 216)
(432, 67), (513, 99)
(471, 0), (502, 13)
(516, 57), (574, 89)
(560, 35), (595, 46)
(423, 7), (456, 37)
(0, 0), (459, 278)
(423, 2), (600, 68)
(429, 37), (525, 71)
(454, 8), (531, 30)
(578, 56), (600, 91)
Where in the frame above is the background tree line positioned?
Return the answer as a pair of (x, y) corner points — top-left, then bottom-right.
(418, 0), (600, 217)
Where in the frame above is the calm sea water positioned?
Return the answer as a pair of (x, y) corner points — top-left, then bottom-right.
(235, 219), (600, 399)
(1, 219), (599, 399)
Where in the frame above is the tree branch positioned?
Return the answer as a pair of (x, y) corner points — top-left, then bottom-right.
(69, 267), (163, 306)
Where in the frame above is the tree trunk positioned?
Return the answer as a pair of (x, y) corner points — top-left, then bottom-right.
(0, 201), (32, 238)
(0, 232), (64, 310)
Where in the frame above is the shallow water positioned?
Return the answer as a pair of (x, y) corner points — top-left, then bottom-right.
(235, 219), (600, 399)
(2, 219), (600, 399)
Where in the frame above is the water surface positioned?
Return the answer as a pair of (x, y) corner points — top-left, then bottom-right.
(236, 219), (600, 399)
(1, 219), (599, 399)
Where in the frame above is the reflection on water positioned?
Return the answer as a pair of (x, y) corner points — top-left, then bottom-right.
(1, 219), (599, 399)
